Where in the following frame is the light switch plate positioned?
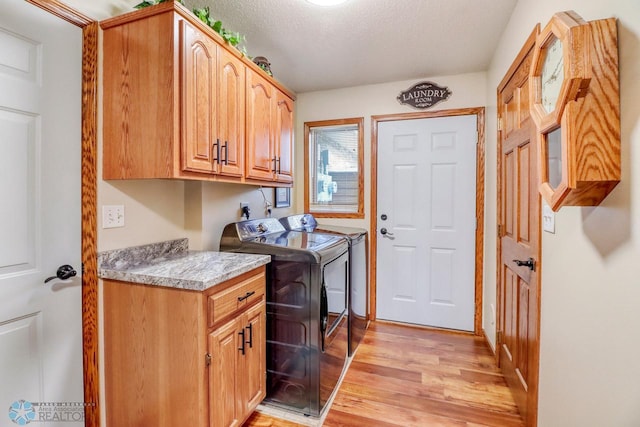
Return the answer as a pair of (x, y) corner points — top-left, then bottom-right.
(103, 205), (125, 229)
(542, 202), (555, 233)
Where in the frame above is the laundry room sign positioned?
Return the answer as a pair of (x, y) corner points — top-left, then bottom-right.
(397, 81), (452, 109)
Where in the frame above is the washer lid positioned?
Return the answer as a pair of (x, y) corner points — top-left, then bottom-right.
(254, 230), (340, 251)
(313, 224), (367, 240)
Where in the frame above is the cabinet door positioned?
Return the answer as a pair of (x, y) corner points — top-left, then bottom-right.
(245, 70), (275, 181)
(239, 302), (266, 415)
(181, 20), (217, 173)
(218, 48), (245, 177)
(274, 91), (294, 184)
(209, 318), (242, 427)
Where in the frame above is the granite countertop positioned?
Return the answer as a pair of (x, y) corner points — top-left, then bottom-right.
(98, 238), (270, 291)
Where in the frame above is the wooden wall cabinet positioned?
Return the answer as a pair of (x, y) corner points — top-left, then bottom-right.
(246, 69), (294, 184)
(101, 2), (294, 185)
(181, 21), (245, 178)
(529, 11), (620, 211)
(104, 267), (266, 427)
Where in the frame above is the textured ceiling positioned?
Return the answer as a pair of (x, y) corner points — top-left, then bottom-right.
(62, 0), (518, 93)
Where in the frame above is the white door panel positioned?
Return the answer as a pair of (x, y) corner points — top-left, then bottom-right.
(377, 115), (476, 331)
(0, 0), (83, 424)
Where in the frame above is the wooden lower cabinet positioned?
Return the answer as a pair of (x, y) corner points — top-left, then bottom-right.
(209, 302), (265, 427)
(104, 267), (266, 427)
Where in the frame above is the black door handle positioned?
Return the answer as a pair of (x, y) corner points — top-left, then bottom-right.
(44, 265), (77, 284)
(513, 257), (536, 271)
(380, 228), (394, 237)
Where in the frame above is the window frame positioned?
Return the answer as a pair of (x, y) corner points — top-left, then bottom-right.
(304, 117), (364, 218)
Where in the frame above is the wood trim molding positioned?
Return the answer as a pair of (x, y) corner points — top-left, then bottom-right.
(26, 0), (92, 26)
(370, 107), (486, 335)
(80, 21), (99, 427)
(25, 1), (99, 426)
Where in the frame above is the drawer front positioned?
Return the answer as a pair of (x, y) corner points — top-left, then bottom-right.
(208, 272), (264, 327)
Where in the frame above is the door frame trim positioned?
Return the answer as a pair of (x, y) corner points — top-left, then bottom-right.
(370, 107), (485, 335)
(25, 1), (99, 426)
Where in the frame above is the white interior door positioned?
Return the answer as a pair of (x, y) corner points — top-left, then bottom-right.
(0, 0), (83, 424)
(376, 115), (477, 331)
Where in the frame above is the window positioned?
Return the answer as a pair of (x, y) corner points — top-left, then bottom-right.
(304, 118), (364, 218)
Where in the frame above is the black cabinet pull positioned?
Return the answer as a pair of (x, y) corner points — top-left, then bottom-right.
(213, 139), (221, 163)
(277, 157), (281, 174)
(222, 141), (229, 165)
(237, 290), (255, 302)
(238, 329), (245, 355)
(246, 323), (253, 348)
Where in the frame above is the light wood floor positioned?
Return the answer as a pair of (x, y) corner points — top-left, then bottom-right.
(244, 322), (523, 427)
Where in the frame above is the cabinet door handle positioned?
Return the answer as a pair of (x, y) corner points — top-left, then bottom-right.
(222, 141), (229, 165)
(213, 139), (221, 164)
(272, 157), (277, 173)
(237, 290), (255, 302)
(245, 323), (253, 348)
(277, 157), (281, 174)
(238, 329), (245, 355)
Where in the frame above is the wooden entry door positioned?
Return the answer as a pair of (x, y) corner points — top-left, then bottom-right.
(497, 27), (541, 426)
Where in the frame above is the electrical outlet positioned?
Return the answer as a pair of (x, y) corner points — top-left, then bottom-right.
(240, 202), (250, 219)
(542, 201), (555, 233)
(103, 205), (125, 229)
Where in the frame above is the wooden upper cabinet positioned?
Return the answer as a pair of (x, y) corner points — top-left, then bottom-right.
(246, 69), (295, 184)
(275, 92), (294, 184)
(246, 69), (276, 181)
(181, 19), (217, 174)
(101, 2), (294, 185)
(218, 48), (245, 178)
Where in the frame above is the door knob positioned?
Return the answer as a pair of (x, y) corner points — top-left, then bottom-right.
(44, 265), (77, 283)
(512, 257), (536, 271)
(380, 228), (394, 237)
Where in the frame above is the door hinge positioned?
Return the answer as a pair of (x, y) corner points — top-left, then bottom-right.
(497, 224), (503, 238)
(497, 330), (502, 343)
(205, 353), (212, 366)
(497, 116), (503, 131)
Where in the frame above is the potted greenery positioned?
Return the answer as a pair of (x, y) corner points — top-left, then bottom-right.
(134, 0), (247, 56)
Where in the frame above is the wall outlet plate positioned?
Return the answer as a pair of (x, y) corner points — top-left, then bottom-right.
(103, 205), (125, 229)
(542, 202), (555, 233)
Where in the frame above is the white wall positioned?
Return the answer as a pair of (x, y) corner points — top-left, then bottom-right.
(486, 1), (640, 425)
(295, 72), (488, 230)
